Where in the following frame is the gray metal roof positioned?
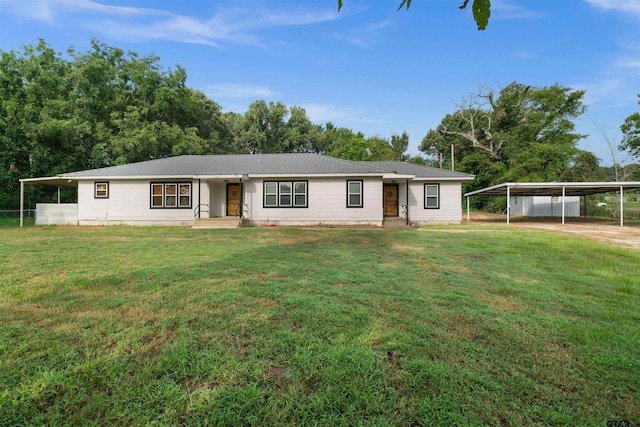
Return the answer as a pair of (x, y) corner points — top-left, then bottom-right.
(61, 154), (388, 178)
(358, 161), (475, 180)
(465, 182), (640, 197)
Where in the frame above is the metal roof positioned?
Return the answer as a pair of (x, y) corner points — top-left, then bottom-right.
(24, 154), (477, 180)
(465, 182), (640, 197)
(59, 154), (387, 178)
(359, 161), (475, 180)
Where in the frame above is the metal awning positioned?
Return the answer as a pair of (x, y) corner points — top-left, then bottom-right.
(465, 182), (640, 197)
(464, 181), (640, 226)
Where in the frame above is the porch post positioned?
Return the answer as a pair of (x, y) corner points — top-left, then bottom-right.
(240, 176), (243, 218)
(198, 179), (201, 219)
(20, 180), (24, 228)
(405, 179), (409, 225)
(506, 186), (510, 225)
(57, 186), (61, 204)
(620, 186), (624, 227)
(561, 186), (566, 225)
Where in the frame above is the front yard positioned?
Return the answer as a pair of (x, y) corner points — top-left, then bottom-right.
(0, 225), (638, 425)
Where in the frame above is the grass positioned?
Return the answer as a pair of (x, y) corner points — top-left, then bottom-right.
(0, 224), (638, 426)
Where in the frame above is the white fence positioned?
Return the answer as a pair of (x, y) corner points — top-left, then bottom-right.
(35, 203), (78, 225)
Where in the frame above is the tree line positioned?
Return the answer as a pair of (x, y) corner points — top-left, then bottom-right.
(1, 40), (638, 210)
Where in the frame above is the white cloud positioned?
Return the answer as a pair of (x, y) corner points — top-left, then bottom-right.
(0, 0), (341, 47)
(301, 103), (381, 126)
(329, 34), (366, 46)
(206, 84), (277, 99)
(614, 57), (640, 70)
(512, 49), (534, 59)
(583, 0), (640, 16)
(367, 19), (392, 32)
(491, 0), (545, 19)
(572, 78), (635, 108)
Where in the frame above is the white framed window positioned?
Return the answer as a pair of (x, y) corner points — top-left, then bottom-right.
(151, 183), (164, 207)
(424, 184), (440, 209)
(165, 184), (177, 207)
(263, 181), (308, 208)
(294, 182), (307, 207)
(264, 182), (278, 207)
(179, 183), (191, 207)
(347, 180), (363, 208)
(279, 182), (292, 206)
(95, 182), (109, 199)
(150, 182), (191, 209)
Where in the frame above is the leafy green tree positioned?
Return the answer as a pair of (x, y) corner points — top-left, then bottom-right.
(0, 39), (233, 208)
(620, 95), (640, 158)
(420, 82), (587, 207)
(236, 101), (323, 154)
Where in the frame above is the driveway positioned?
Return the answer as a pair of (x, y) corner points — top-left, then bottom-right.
(467, 213), (640, 248)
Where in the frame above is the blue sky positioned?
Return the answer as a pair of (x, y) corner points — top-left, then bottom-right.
(0, 0), (639, 165)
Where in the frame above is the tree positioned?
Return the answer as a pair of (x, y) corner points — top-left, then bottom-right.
(620, 95), (640, 158)
(338, 0), (491, 30)
(0, 39), (233, 208)
(235, 100), (322, 154)
(420, 82), (587, 207)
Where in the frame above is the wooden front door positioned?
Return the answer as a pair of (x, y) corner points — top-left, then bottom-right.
(383, 184), (398, 217)
(226, 183), (241, 216)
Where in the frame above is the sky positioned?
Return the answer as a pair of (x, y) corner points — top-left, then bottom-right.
(0, 0), (639, 165)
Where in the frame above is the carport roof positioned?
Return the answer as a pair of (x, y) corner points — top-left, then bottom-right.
(465, 182), (640, 198)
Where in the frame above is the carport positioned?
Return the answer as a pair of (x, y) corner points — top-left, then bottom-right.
(465, 182), (640, 226)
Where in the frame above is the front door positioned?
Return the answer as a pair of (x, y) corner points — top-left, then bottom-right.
(226, 183), (241, 216)
(383, 184), (398, 217)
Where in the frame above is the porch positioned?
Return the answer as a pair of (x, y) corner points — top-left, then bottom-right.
(193, 178), (247, 220)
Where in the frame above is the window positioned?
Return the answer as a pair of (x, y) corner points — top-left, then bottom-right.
(263, 181), (307, 208)
(424, 184), (440, 209)
(150, 182), (191, 208)
(347, 180), (363, 208)
(265, 182), (278, 207)
(95, 182), (109, 199)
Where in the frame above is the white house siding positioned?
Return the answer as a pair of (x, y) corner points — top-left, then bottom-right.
(510, 196), (580, 217)
(244, 177), (384, 226)
(407, 181), (463, 225)
(35, 203), (78, 225)
(77, 180), (197, 226)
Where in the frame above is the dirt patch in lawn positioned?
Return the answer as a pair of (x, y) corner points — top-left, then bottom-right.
(436, 213), (640, 248)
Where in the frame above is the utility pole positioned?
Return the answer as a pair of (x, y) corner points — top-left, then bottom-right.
(451, 144), (455, 171)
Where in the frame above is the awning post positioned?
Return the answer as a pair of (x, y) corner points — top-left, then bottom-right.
(20, 181), (24, 228)
(506, 186), (510, 225)
(620, 186), (624, 227)
(562, 186), (566, 225)
(466, 196), (470, 222)
(57, 186), (61, 204)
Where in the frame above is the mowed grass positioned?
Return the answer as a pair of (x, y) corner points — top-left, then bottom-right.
(0, 225), (638, 426)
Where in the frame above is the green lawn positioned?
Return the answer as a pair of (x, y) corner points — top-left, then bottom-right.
(1, 225), (638, 426)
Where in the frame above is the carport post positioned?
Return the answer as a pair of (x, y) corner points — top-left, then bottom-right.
(506, 186), (510, 225)
(20, 180), (24, 228)
(466, 196), (470, 222)
(620, 186), (624, 227)
(561, 186), (566, 225)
